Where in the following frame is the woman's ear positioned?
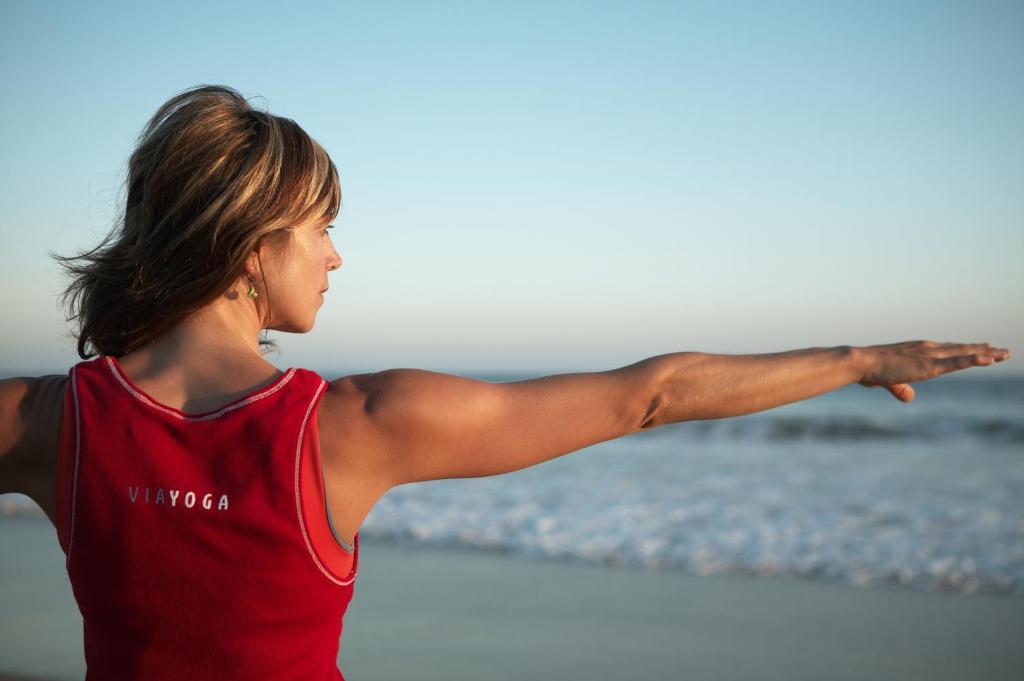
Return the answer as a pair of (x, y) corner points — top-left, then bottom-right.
(244, 248), (262, 280)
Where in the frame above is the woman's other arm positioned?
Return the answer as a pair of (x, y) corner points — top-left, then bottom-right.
(0, 376), (66, 506)
(0, 377), (34, 496)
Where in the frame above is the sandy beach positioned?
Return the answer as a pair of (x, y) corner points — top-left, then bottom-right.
(1, 515), (1022, 680)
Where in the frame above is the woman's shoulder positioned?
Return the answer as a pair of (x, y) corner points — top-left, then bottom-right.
(314, 371), (396, 482)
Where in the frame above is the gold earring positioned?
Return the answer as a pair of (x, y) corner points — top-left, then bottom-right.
(247, 278), (259, 299)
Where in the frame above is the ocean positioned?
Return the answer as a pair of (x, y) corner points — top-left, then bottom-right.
(3, 371), (1022, 597)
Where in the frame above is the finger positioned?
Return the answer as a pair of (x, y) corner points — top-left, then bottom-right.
(888, 383), (915, 402)
(930, 343), (998, 359)
(940, 354), (991, 372)
(981, 347), (1010, 361)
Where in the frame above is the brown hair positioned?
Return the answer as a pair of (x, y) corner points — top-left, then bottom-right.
(49, 84), (342, 359)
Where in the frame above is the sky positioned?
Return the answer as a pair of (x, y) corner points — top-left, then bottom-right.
(1, 0), (1021, 377)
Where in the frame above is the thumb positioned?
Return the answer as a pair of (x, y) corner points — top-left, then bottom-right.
(887, 383), (915, 402)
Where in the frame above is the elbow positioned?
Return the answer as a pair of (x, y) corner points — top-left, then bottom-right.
(638, 390), (664, 431)
(633, 364), (667, 431)
(613, 356), (671, 433)
(627, 352), (703, 432)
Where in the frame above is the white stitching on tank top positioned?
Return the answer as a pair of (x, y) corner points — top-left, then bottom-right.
(66, 364), (82, 570)
(293, 378), (357, 586)
(103, 356), (296, 421)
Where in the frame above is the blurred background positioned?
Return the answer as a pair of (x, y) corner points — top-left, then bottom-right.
(1, 1), (1022, 679)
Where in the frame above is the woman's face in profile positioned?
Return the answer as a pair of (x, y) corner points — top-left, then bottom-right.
(259, 219), (342, 333)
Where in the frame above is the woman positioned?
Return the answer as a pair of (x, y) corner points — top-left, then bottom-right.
(0, 84), (1011, 679)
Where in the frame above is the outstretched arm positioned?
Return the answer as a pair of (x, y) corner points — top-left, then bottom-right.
(338, 340), (1009, 488)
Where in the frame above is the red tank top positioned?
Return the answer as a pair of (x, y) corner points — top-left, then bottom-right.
(53, 354), (360, 680)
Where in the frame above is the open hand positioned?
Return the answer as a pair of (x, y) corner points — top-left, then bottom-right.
(857, 340), (1011, 402)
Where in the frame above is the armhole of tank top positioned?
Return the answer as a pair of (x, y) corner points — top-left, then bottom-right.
(315, 380), (357, 556)
(324, 488), (355, 552)
(295, 377), (358, 586)
(55, 365), (79, 561)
